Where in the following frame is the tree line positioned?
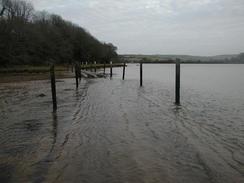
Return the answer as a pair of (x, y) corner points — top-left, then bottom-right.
(229, 53), (244, 63)
(0, 0), (118, 67)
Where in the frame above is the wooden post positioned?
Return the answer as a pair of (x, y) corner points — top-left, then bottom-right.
(78, 63), (81, 80)
(122, 62), (126, 80)
(175, 59), (181, 105)
(85, 61), (88, 71)
(50, 65), (57, 111)
(90, 61), (93, 72)
(103, 62), (106, 75)
(110, 61), (113, 78)
(75, 64), (79, 88)
(140, 62), (143, 87)
(94, 61), (97, 73)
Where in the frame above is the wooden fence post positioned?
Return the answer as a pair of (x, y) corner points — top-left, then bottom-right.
(75, 64), (79, 88)
(175, 59), (181, 105)
(78, 63), (81, 80)
(140, 62), (143, 86)
(110, 61), (113, 78)
(50, 64), (57, 111)
(122, 62), (126, 80)
(90, 61), (93, 72)
(103, 62), (106, 75)
(94, 61), (97, 73)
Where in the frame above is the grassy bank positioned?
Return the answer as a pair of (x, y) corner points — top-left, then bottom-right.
(0, 63), (124, 74)
(0, 66), (67, 74)
(0, 64), (125, 83)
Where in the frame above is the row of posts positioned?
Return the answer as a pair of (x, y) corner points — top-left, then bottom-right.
(81, 61), (114, 77)
(80, 61), (113, 76)
(50, 59), (181, 111)
(137, 59), (180, 105)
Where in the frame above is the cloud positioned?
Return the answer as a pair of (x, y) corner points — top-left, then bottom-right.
(30, 0), (244, 55)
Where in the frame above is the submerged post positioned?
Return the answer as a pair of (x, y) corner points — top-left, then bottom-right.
(103, 62), (106, 75)
(78, 63), (81, 80)
(71, 64), (74, 73)
(50, 64), (57, 111)
(90, 63), (93, 72)
(75, 64), (79, 88)
(175, 59), (181, 105)
(94, 61), (97, 73)
(140, 62), (143, 86)
(122, 62), (126, 80)
(110, 61), (113, 78)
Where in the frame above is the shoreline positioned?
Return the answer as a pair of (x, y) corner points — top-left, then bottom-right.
(0, 72), (74, 83)
(0, 64), (125, 83)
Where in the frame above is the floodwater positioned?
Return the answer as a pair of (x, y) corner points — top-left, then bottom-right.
(0, 64), (244, 183)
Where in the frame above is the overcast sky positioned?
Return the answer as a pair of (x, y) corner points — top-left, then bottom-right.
(30, 0), (244, 56)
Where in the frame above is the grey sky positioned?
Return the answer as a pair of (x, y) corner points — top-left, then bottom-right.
(30, 0), (244, 56)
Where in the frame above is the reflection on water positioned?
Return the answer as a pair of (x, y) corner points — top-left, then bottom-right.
(0, 64), (244, 183)
(51, 112), (58, 152)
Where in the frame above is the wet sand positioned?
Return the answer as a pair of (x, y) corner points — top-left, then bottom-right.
(0, 65), (244, 183)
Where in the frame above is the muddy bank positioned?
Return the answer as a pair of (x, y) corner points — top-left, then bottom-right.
(0, 71), (74, 83)
(0, 64), (124, 83)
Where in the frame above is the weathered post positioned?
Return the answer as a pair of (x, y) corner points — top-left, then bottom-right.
(175, 59), (181, 105)
(78, 63), (81, 80)
(122, 62), (126, 80)
(103, 62), (106, 75)
(85, 61), (88, 71)
(94, 61), (97, 73)
(140, 61), (143, 87)
(50, 64), (57, 111)
(75, 64), (79, 88)
(110, 61), (113, 78)
(90, 61), (93, 72)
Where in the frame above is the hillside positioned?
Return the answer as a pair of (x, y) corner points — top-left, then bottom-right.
(0, 0), (118, 67)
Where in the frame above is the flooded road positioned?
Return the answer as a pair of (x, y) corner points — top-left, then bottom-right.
(1, 64), (244, 183)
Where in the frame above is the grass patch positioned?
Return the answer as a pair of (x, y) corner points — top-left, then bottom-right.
(0, 63), (125, 74)
(0, 65), (68, 74)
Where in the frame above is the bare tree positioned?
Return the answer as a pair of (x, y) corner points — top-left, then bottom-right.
(33, 11), (50, 23)
(0, 0), (7, 17)
(15, 0), (33, 21)
(0, 0), (33, 21)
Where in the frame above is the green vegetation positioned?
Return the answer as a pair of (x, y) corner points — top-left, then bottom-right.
(0, 0), (118, 68)
(0, 63), (124, 74)
(0, 65), (66, 73)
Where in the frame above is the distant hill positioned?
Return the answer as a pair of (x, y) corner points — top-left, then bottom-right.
(211, 55), (238, 60)
(120, 54), (241, 63)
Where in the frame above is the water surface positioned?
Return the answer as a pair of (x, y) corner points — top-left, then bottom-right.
(0, 64), (244, 183)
